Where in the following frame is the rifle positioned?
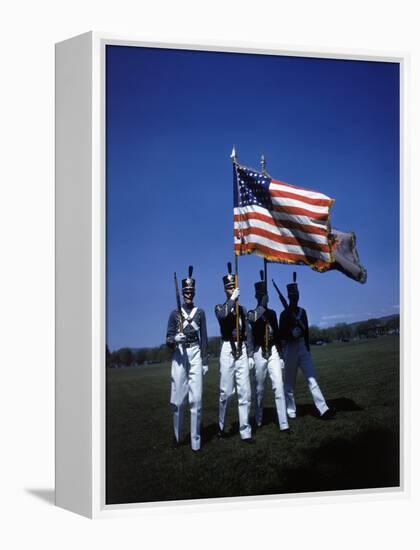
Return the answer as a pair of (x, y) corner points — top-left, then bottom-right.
(260, 268), (269, 359)
(173, 272), (184, 340)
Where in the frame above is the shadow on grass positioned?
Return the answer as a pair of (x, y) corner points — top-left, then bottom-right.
(107, 425), (399, 504)
(201, 421), (250, 442)
(257, 397), (363, 425)
(202, 397), (364, 436)
(201, 422), (223, 443)
(328, 397), (364, 412)
(279, 427), (399, 493)
(295, 397), (363, 419)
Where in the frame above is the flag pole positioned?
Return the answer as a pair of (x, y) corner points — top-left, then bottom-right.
(261, 154), (270, 354)
(260, 153), (267, 175)
(231, 145), (241, 356)
(260, 153), (269, 288)
(260, 153), (269, 283)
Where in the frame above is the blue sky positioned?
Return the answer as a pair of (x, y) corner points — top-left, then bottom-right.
(106, 45), (399, 350)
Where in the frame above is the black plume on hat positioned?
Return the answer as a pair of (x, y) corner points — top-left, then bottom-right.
(287, 271), (299, 295)
(182, 265), (195, 291)
(254, 269), (266, 294)
(223, 261), (236, 288)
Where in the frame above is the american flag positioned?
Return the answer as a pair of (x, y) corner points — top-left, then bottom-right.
(233, 163), (335, 272)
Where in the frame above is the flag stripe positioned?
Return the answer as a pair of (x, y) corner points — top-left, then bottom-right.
(271, 204), (329, 220)
(234, 242), (331, 269)
(270, 188), (333, 207)
(234, 233), (331, 261)
(234, 217), (328, 245)
(271, 179), (332, 200)
(234, 227), (330, 252)
(234, 206), (328, 235)
(270, 195), (330, 214)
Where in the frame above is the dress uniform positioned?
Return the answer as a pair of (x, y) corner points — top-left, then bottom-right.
(166, 267), (208, 451)
(279, 279), (334, 419)
(215, 265), (253, 441)
(248, 277), (289, 431)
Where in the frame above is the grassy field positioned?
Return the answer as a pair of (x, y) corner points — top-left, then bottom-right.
(106, 335), (399, 504)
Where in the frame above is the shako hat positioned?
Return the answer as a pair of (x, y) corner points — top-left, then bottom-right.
(223, 262), (236, 289)
(254, 269), (266, 295)
(287, 272), (299, 296)
(182, 266), (195, 292)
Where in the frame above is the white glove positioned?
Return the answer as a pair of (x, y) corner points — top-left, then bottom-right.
(248, 357), (255, 370)
(202, 365), (208, 376)
(174, 333), (186, 343)
(231, 288), (240, 301)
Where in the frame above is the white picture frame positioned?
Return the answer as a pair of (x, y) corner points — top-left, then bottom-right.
(55, 31), (408, 519)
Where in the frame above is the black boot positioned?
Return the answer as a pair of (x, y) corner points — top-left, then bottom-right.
(320, 407), (336, 420)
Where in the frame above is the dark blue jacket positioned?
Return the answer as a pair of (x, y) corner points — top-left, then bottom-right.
(215, 299), (253, 357)
(166, 303), (208, 364)
(248, 305), (281, 352)
(279, 306), (310, 351)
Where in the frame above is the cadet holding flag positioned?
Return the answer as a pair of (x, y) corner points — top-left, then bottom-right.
(215, 262), (253, 442)
(248, 270), (290, 432)
(166, 266), (208, 452)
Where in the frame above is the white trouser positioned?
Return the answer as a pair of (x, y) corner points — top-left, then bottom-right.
(251, 346), (289, 430)
(219, 341), (252, 439)
(283, 339), (329, 417)
(170, 344), (203, 450)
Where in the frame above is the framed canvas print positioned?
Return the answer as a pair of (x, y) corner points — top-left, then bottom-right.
(55, 32), (407, 518)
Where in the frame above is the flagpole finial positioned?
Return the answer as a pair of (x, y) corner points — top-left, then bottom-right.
(230, 145), (237, 163)
(260, 153), (267, 175)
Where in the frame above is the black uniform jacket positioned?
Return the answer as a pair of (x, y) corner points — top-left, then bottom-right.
(278, 306), (310, 351)
(215, 298), (253, 357)
(166, 303), (208, 364)
(248, 305), (282, 355)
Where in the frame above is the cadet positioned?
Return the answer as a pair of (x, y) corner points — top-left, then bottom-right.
(166, 266), (208, 452)
(278, 274), (335, 420)
(248, 271), (290, 432)
(215, 262), (253, 442)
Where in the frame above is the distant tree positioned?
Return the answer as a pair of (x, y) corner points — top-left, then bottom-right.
(117, 348), (133, 366)
(157, 344), (171, 362)
(135, 348), (147, 365)
(145, 348), (155, 363)
(385, 315), (399, 332)
(109, 351), (119, 367)
(106, 345), (112, 367)
(334, 322), (352, 340)
(356, 318), (379, 338)
(355, 320), (368, 338)
(207, 337), (221, 357)
(309, 325), (323, 344)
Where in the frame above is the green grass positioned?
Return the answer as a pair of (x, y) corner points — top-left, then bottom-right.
(106, 335), (399, 504)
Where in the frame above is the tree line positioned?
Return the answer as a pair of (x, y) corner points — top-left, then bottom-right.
(308, 314), (399, 344)
(106, 314), (399, 368)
